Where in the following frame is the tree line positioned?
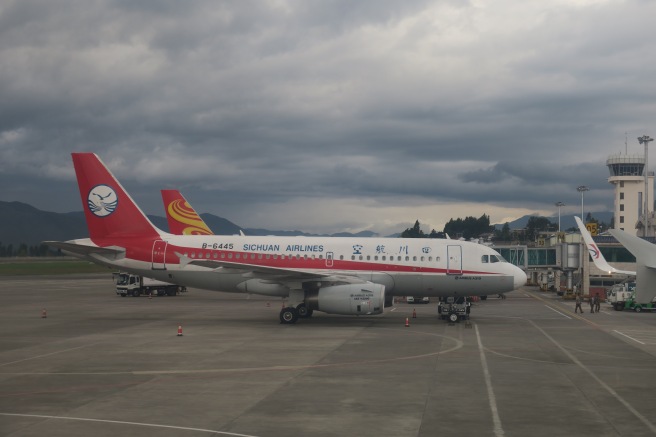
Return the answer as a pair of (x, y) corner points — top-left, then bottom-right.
(0, 243), (61, 257)
(400, 212), (610, 243)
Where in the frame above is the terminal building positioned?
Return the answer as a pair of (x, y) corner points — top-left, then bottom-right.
(495, 146), (655, 297)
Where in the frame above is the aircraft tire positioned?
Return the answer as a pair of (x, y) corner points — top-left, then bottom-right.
(280, 307), (299, 324)
(296, 304), (310, 318)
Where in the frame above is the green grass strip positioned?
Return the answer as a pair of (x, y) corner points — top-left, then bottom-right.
(0, 260), (112, 276)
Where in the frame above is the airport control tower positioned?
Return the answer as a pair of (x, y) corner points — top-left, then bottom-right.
(607, 152), (655, 236)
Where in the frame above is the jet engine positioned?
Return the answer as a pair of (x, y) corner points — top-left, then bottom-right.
(306, 283), (385, 315)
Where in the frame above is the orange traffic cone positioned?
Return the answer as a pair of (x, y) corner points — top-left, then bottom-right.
(405, 317), (409, 327)
(41, 309), (47, 319)
(412, 308), (417, 319)
(177, 325), (183, 336)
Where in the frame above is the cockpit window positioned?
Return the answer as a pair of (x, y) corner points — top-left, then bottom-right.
(481, 255), (489, 263)
(490, 255), (499, 263)
(491, 254), (508, 263)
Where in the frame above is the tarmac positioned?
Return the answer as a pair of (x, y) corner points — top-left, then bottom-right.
(1, 275), (656, 437)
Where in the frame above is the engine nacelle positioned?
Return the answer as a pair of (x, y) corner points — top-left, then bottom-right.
(307, 283), (385, 315)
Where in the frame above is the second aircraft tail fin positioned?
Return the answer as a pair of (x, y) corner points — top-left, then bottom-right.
(161, 189), (213, 235)
(575, 216), (635, 275)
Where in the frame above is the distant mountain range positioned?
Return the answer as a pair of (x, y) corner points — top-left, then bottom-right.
(0, 200), (613, 246)
(0, 201), (377, 247)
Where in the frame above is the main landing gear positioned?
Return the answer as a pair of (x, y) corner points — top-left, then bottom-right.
(279, 303), (314, 324)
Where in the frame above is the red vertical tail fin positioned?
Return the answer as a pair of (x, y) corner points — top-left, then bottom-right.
(161, 189), (213, 235)
(72, 153), (160, 241)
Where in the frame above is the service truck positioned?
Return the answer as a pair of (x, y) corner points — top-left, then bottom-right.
(608, 282), (636, 311)
(437, 296), (470, 322)
(114, 272), (186, 297)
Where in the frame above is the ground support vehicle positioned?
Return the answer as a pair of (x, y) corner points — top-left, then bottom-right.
(114, 272), (186, 297)
(437, 297), (470, 322)
(608, 282), (636, 311)
(615, 292), (656, 312)
(407, 296), (430, 304)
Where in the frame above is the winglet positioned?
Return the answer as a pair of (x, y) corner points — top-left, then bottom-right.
(575, 216), (635, 275)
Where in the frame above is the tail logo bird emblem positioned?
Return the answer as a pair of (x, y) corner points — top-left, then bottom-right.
(87, 184), (118, 217)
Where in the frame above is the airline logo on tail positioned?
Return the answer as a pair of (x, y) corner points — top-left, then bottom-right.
(162, 190), (213, 235)
(587, 243), (600, 259)
(87, 184), (118, 217)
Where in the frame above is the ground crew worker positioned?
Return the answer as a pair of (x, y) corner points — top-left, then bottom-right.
(589, 295), (595, 313)
(575, 294), (584, 313)
(595, 293), (601, 313)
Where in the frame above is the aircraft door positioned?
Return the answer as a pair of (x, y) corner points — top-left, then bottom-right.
(447, 245), (463, 275)
(152, 240), (167, 270)
(326, 252), (334, 268)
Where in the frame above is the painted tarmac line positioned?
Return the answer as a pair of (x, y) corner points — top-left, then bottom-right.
(0, 343), (100, 367)
(530, 321), (656, 434)
(613, 330), (646, 345)
(544, 305), (572, 319)
(0, 413), (259, 436)
(475, 324), (504, 437)
(0, 335), (464, 377)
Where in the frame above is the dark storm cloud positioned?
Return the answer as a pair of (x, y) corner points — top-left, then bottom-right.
(1, 0), (655, 234)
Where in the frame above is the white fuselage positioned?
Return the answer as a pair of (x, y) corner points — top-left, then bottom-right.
(84, 233), (526, 298)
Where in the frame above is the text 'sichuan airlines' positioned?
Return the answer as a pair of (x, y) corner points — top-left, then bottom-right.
(47, 153), (527, 324)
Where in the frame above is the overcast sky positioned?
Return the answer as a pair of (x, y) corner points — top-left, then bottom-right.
(2, 0), (656, 236)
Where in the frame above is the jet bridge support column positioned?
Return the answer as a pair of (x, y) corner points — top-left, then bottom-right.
(566, 270), (573, 292)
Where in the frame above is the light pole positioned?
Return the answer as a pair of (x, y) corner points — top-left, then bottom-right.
(577, 186), (589, 221)
(555, 202), (564, 232)
(638, 135), (653, 237)
(576, 186), (589, 297)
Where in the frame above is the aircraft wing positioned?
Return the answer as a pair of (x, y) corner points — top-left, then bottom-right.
(175, 252), (367, 284)
(609, 228), (656, 269)
(575, 217), (636, 275)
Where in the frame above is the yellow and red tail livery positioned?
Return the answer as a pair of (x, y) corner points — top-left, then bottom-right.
(161, 189), (213, 235)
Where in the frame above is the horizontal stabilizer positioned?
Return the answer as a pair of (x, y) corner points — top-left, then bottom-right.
(44, 240), (125, 259)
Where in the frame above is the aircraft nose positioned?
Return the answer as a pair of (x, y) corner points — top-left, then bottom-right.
(513, 267), (527, 289)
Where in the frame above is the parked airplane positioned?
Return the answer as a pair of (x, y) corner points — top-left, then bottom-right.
(46, 153), (527, 323)
(575, 216), (635, 275)
(161, 189), (213, 235)
(608, 227), (656, 304)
